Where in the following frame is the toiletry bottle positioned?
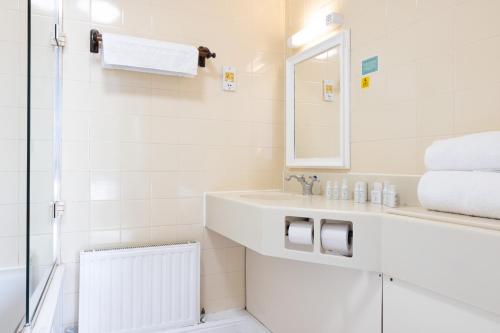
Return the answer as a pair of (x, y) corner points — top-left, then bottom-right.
(354, 181), (367, 203)
(353, 182), (359, 203)
(384, 184), (400, 208)
(371, 182), (383, 205)
(325, 181), (334, 200)
(341, 178), (350, 200)
(354, 182), (366, 203)
(332, 180), (340, 200)
(359, 182), (367, 203)
(382, 182), (390, 206)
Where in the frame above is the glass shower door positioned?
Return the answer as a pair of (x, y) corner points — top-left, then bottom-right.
(26, 0), (62, 326)
(0, 1), (28, 332)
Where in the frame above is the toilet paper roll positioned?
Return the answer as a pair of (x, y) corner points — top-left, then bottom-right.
(321, 223), (351, 256)
(287, 222), (313, 245)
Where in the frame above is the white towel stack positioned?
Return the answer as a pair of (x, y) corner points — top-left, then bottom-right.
(418, 132), (500, 220)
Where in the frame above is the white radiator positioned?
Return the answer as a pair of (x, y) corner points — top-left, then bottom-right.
(78, 242), (200, 333)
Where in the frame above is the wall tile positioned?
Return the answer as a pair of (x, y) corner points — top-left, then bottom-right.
(62, 111), (90, 141)
(121, 172), (150, 200)
(453, 0), (500, 47)
(61, 232), (89, 263)
(90, 200), (121, 230)
(63, 0), (90, 22)
(63, 141), (90, 171)
(454, 84), (500, 134)
(90, 141), (121, 170)
(62, 171), (90, 202)
(62, 202), (90, 233)
(120, 199), (150, 228)
(120, 227), (150, 244)
(150, 198), (180, 226)
(0, 205), (18, 237)
(0, 236), (19, 266)
(90, 171), (121, 201)
(351, 139), (419, 175)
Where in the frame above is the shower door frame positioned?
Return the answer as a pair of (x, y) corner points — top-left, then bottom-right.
(24, 0), (64, 329)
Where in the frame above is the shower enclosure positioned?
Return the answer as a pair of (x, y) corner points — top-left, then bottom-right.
(0, 0), (62, 331)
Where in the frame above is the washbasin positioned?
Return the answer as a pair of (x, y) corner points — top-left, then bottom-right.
(240, 192), (301, 201)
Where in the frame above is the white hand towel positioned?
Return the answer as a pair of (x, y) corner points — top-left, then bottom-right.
(101, 33), (198, 77)
(424, 131), (500, 171)
(418, 171), (500, 220)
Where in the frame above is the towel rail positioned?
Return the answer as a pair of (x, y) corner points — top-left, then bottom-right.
(89, 29), (216, 67)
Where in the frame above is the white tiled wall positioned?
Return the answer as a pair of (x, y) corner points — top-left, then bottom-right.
(0, 0), (25, 269)
(60, 0), (285, 327)
(287, 0), (500, 175)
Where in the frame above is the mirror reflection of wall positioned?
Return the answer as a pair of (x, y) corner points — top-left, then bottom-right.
(294, 46), (341, 159)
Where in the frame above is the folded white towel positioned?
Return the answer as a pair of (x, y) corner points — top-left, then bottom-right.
(425, 131), (500, 171)
(101, 33), (198, 77)
(418, 171), (500, 220)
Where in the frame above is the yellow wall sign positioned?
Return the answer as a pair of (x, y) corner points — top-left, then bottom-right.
(325, 84), (333, 94)
(361, 76), (370, 89)
(323, 79), (334, 101)
(224, 72), (235, 82)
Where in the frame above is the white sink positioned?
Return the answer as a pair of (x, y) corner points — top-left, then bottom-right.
(239, 192), (300, 201)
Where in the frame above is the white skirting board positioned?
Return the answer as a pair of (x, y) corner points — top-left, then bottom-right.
(79, 242), (200, 333)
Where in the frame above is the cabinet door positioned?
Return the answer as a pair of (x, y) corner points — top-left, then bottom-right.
(246, 250), (382, 333)
(383, 276), (500, 333)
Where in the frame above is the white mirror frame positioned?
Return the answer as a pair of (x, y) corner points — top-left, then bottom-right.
(285, 30), (350, 169)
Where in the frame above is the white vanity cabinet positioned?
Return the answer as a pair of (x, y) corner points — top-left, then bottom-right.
(382, 214), (500, 333)
(383, 277), (500, 333)
(246, 250), (382, 333)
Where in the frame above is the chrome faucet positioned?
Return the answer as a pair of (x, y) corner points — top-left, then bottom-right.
(285, 174), (319, 196)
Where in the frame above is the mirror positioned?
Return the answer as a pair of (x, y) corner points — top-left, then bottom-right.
(286, 31), (350, 168)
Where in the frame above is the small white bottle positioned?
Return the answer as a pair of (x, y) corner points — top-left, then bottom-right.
(384, 184), (400, 208)
(355, 181), (368, 203)
(341, 178), (350, 200)
(371, 182), (383, 205)
(382, 182), (390, 206)
(325, 181), (334, 200)
(332, 180), (340, 200)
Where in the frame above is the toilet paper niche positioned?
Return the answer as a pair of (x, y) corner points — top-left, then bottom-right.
(284, 217), (353, 257)
(285, 216), (314, 252)
(320, 220), (353, 257)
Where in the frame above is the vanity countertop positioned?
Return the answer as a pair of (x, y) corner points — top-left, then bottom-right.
(207, 190), (500, 232)
(387, 206), (500, 232)
(206, 190), (386, 214)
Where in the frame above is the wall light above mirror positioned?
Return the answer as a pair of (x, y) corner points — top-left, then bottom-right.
(286, 30), (350, 169)
(287, 11), (344, 48)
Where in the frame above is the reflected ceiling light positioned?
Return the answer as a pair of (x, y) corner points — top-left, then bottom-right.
(91, 0), (121, 25)
(315, 48), (339, 60)
(288, 12), (344, 49)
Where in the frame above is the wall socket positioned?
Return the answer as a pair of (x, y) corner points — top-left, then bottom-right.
(222, 66), (236, 91)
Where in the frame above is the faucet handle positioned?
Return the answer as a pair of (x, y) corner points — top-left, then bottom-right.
(308, 175), (319, 184)
(285, 174), (305, 182)
(285, 174), (319, 195)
